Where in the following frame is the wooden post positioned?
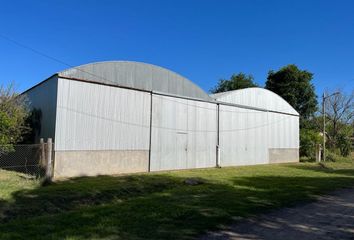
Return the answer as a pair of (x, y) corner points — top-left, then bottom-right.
(46, 138), (53, 180)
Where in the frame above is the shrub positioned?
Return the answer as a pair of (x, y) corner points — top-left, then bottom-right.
(326, 150), (352, 162)
(300, 128), (322, 160)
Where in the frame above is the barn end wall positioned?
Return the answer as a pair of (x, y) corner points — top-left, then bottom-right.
(23, 75), (58, 143)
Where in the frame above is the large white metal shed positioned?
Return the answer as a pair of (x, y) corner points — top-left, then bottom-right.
(24, 61), (299, 179)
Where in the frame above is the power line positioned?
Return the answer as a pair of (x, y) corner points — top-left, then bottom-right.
(0, 33), (126, 87)
(0, 34), (74, 68)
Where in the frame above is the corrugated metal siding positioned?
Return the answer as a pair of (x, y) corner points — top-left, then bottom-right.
(212, 88), (299, 115)
(150, 95), (217, 171)
(59, 61), (212, 101)
(267, 112), (299, 149)
(219, 105), (269, 166)
(215, 88), (299, 166)
(218, 107), (299, 167)
(24, 76), (58, 142)
(55, 78), (151, 151)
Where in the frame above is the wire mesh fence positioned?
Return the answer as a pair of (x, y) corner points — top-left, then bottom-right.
(0, 143), (52, 178)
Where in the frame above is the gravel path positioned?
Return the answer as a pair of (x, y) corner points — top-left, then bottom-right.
(201, 188), (354, 240)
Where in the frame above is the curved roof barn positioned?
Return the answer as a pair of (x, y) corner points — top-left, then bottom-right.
(211, 87), (299, 115)
(58, 61), (212, 101)
(25, 61), (298, 115)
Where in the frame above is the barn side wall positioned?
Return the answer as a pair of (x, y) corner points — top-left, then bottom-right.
(23, 76), (58, 143)
(219, 105), (269, 166)
(53, 78), (151, 178)
(267, 112), (299, 163)
(218, 106), (299, 167)
(150, 95), (217, 171)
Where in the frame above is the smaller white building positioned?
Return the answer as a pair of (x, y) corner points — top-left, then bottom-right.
(212, 88), (299, 167)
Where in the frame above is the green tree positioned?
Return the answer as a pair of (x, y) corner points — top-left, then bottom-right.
(210, 73), (258, 93)
(0, 84), (30, 154)
(265, 64), (318, 119)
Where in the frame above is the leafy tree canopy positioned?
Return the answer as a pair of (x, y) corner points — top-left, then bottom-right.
(265, 64), (317, 119)
(210, 73), (258, 94)
(0, 84), (30, 154)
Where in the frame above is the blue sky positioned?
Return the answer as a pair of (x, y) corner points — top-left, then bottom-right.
(0, 0), (353, 96)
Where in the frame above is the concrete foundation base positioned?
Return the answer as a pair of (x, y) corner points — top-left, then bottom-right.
(53, 150), (149, 179)
(269, 148), (299, 164)
(52, 148), (299, 179)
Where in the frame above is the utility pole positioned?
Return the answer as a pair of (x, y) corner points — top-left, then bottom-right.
(322, 93), (326, 162)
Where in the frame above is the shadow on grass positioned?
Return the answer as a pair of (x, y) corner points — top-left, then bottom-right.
(1, 165), (354, 240)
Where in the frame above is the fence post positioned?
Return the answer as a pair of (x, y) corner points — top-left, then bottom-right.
(46, 138), (53, 180)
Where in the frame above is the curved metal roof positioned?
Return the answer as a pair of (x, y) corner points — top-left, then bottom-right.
(58, 61), (212, 101)
(211, 87), (299, 115)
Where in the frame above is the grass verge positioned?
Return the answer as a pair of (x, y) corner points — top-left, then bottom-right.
(1, 159), (354, 240)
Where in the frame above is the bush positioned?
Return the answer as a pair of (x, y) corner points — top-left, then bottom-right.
(300, 128), (322, 160)
(336, 133), (351, 157)
(334, 125), (353, 157)
(326, 150), (352, 162)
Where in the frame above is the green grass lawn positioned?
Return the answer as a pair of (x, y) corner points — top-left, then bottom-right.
(1, 159), (354, 240)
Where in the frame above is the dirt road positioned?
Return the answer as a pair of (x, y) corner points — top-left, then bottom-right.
(201, 188), (354, 240)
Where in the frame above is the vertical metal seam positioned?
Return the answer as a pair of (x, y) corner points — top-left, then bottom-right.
(148, 91), (153, 172)
(216, 103), (220, 167)
(186, 98), (189, 169)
